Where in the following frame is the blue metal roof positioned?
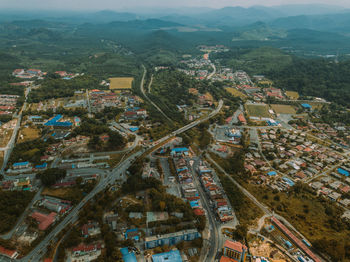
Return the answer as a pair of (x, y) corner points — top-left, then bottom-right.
(152, 250), (182, 262)
(120, 248), (137, 262)
(13, 161), (29, 167)
(268, 171), (277, 176)
(338, 168), (349, 177)
(282, 177), (295, 186)
(171, 147), (189, 153)
(35, 163), (47, 169)
(301, 103), (312, 109)
(44, 114), (72, 127)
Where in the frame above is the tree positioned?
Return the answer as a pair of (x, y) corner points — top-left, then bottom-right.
(36, 168), (66, 186)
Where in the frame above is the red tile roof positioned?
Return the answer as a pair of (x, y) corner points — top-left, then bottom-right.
(31, 212), (56, 230)
(0, 246), (17, 258)
(224, 240), (247, 253)
(220, 257), (235, 262)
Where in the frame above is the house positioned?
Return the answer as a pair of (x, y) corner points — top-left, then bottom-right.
(12, 69), (25, 76)
(0, 246), (18, 259)
(221, 240), (247, 262)
(328, 192), (341, 202)
(71, 243), (102, 261)
(31, 212), (57, 230)
(81, 222), (101, 238)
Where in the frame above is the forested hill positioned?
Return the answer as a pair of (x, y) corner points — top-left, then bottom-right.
(267, 59), (350, 107)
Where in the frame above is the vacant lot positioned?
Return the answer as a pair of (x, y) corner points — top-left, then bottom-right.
(109, 77), (134, 90)
(17, 127), (40, 143)
(271, 104), (296, 114)
(0, 129), (13, 147)
(225, 87), (247, 98)
(285, 91), (299, 100)
(246, 104), (270, 118)
(0, 151), (3, 167)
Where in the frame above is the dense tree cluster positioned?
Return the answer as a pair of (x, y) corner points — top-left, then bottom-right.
(36, 168), (67, 186)
(0, 191), (35, 234)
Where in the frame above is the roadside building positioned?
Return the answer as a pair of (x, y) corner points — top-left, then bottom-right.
(31, 212), (57, 231)
(145, 229), (200, 249)
(221, 240), (247, 262)
(12, 161), (31, 170)
(0, 246), (18, 259)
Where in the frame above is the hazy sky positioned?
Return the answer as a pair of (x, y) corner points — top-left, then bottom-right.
(1, 0), (349, 10)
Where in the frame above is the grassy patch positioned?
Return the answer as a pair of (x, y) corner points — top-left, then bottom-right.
(17, 127), (40, 143)
(225, 87), (247, 99)
(0, 129), (13, 147)
(270, 104), (296, 114)
(246, 104), (270, 118)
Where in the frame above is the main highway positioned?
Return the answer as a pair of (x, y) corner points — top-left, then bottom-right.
(18, 68), (223, 261)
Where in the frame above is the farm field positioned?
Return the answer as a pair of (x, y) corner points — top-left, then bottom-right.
(17, 127), (40, 143)
(285, 91), (299, 100)
(271, 104), (296, 114)
(225, 87), (247, 98)
(109, 77), (134, 90)
(246, 103), (270, 118)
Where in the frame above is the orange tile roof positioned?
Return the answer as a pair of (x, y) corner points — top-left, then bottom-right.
(220, 257), (235, 262)
(224, 240), (247, 253)
(0, 246), (17, 258)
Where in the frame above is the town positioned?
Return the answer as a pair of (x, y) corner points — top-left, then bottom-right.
(0, 6), (350, 262)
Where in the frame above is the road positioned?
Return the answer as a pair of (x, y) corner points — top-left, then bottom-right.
(207, 55), (216, 80)
(17, 93), (224, 262)
(189, 158), (219, 262)
(1, 87), (31, 175)
(140, 65), (173, 123)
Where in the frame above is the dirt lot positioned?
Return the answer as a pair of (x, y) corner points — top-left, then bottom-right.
(0, 129), (13, 147)
(225, 87), (247, 98)
(285, 91), (299, 100)
(271, 104), (296, 114)
(246, 104), (271, 118)
(250, 240), (289, 262)
(17, 127), (40, 143)
(42, 187), (77, 199)
(109, 77), (134, 90)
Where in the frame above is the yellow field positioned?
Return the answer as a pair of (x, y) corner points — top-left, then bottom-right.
(271, 104), (296, 114)
(225, 88), (247, 98)
(285, 91), (299, 100)
(109, 77), (134, 90)
(17, 127), (40, 143)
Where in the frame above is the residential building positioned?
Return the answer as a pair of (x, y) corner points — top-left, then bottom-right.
(145, 229), (200, 249)
(0, 246), (18, 259)
(221, 240), (247, 262)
